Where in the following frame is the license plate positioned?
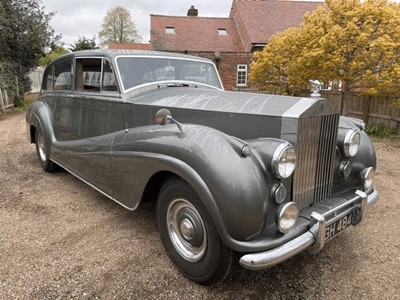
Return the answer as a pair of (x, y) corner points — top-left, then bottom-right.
(325, 212), (353, 242)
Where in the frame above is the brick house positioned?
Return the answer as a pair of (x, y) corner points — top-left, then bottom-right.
(150, 0), (322, 91)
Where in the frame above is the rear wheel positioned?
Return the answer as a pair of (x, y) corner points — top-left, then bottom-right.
(35, 130), (56, 172)
(157, 178), (234, 285)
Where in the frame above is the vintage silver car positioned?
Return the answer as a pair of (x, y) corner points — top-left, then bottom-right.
(26, 50), (379, 285)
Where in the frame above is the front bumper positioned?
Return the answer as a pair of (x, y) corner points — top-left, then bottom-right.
(239, 188), (379, 270)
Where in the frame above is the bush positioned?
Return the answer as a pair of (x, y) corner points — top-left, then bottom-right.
(13, 93), (37, 112)
(365, 123), (395, 138)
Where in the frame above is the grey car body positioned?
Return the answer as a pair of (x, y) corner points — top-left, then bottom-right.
(26, 50), (379, 284)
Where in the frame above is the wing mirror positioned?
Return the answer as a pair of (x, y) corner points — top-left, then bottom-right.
(155, 108), (172, 125)
(155, 108), (183, 131)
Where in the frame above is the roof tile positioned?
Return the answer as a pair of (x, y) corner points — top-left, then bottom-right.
(230, 0), (322, 50)
(150, 1), (323, 52)
(151, 15), (245, 52)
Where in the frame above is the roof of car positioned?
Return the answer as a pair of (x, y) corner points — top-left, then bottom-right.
(52, 49), (213, 64)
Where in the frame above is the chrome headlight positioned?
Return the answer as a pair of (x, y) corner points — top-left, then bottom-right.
(360, 167), (374, 192)
(271, 143), (296, 179)
(343, 129), (360, 157)
(276, 202), (299, 233)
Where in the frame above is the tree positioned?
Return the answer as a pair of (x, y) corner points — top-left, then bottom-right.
(250, 27), (303, 95)
(69, 36), (98, 52)
(250, 0), (400, 100)
(38, 47), (69, 66)
(98, 6), (142, 46)
(0, 0), (61, 103)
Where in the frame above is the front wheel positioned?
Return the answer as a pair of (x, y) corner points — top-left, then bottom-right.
(157, 178), (234, 285)
(35, 130), (56, 172)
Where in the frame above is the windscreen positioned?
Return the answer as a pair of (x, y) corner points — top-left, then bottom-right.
(116, 56), (222, 91)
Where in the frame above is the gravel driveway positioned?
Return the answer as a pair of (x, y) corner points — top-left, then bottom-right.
(1, 113), (399, 300)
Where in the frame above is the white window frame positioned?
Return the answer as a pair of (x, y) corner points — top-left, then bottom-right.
(165, 27), (175, 34)
(218, 28), (228, 36)
(237, 64), (248, 87)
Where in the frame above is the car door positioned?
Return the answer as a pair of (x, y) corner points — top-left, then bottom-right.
(53, 56), (123, 196)
(51, 57), (82, 162)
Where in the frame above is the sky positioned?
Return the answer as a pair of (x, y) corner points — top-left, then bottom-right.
(41, 0), (235, 47)
(41, 0), (400, 48)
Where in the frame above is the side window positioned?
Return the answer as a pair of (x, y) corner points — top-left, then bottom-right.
(54, 59), (72, 91)
(75, 58), (101, 92)
(75, 58), (118, 93)
(237, 64), (248, 87)
(42, 66), (54, 91)
(102, 59), (118, 92)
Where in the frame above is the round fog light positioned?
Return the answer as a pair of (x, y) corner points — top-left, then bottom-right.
(276, 202), (299, 233)
(339, 160), (352, 178)
(360, 167), (374, 192)
(273, 183), (287, 204)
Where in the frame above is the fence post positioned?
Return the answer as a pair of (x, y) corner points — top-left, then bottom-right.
(339, 92), (344, 115)
(0, 89), (5, 113)
(362, 95), (372, 124)
(3, 87), (9, 107)
(15, 76), (19, 100)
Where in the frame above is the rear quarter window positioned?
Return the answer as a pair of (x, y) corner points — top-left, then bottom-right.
(54, 59), (72, 91)
(42, 58), (72, 91)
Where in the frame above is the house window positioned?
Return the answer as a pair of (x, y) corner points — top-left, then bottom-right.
(165, 27), (175, 34)
(237, 64), (247, 86)
(218, 28), (228, 36)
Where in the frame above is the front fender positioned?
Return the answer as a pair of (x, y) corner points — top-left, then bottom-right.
(333, 117), (377, 194)
(111, 124), (272, 243)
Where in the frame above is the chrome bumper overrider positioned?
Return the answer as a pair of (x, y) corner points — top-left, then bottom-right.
(239, 189), (379, 270)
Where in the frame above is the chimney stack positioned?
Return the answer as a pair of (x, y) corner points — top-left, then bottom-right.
(187, 5), (198, 16)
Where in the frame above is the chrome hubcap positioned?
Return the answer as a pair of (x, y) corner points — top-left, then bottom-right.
(167, 199), (206, 262)
(180, 218), (194, 240)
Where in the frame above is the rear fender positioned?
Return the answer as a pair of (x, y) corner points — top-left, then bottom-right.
(26, 100), (55, 153)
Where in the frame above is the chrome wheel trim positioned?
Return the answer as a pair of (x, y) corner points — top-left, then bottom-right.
(37, 134), (47, 162)
(166, 198), (207, 262)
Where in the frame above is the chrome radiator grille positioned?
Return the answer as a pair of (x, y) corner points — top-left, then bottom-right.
(292, 114), (339, 210)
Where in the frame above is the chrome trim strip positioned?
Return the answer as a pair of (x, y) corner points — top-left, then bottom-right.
(239, 189), (379, 270)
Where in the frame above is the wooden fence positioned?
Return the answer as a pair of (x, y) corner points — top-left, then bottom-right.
(296, 90), (400, 130)
(0, 87), (13, 113)
(29, 68), (44, 93)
